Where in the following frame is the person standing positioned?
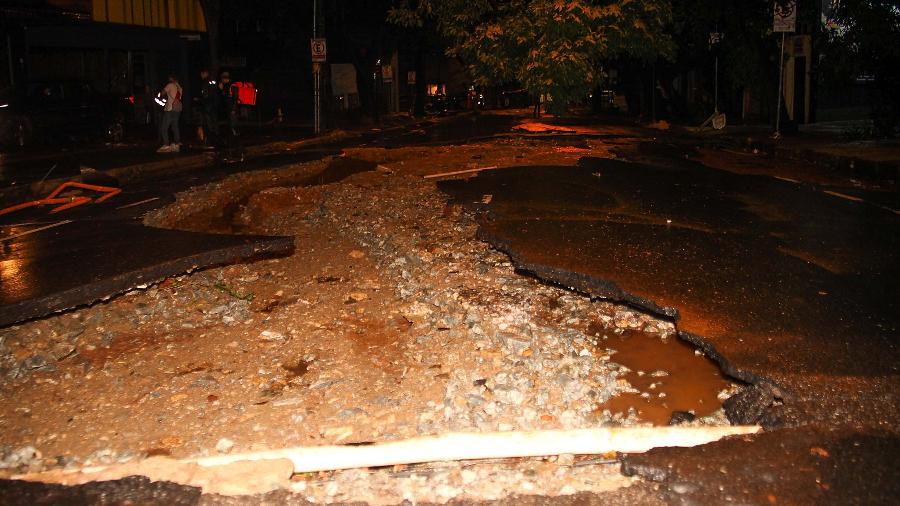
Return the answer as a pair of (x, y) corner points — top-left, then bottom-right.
(198, 68), (218, 148)
(219, 72), (239, 136)
(157, 73), (183, 153)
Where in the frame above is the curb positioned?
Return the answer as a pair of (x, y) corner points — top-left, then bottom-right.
(692, 131), (899, 184)
(0, 110), (487, 204)
(0, 128), (373, 203)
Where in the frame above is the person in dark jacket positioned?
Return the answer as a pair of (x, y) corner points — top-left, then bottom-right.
(198, 68), (218, 147)
(219, 71), (238, 136)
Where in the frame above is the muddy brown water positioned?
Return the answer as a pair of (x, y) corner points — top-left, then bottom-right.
(598, 330), (730, 425)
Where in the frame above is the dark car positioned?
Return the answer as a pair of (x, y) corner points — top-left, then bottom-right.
(0, 81), (132, 148)
(425, 93), (463, 116)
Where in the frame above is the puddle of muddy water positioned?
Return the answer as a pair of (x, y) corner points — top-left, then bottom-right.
(599, 330), (730, 425)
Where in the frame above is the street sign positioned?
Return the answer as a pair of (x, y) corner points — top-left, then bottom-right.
(407, 71), (416, 85)
(382, 64), (393, 84)
(773, 0), (797, 33)
(708, 32), (723, 45)
(310, 38), (327, 62)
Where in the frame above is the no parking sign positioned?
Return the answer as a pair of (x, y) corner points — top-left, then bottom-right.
(311, 38), (327, 62)
(773, 1), (796, 32)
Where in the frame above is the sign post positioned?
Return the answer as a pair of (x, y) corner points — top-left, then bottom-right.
(381, 63), (394, 113)
(311, 39), (326, 135)
(699, 29), (726, 131)
(709, 30), (723, 114)
(311, 0), (326, 135)
(773, 1), (796, 139)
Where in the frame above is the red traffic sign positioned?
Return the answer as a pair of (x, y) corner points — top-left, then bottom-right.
(311, 38), (327, 62)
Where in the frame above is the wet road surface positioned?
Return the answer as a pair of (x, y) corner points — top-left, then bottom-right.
(0, 114), (516, 326)
(0, 113), (518, 191)
(441, 160), (898, 397)
(440, 156), (899, 504)
(0, 154), (378, 326)
(4, 116), (896, 503)
(0, 125), (316, 189)
(0, 220), (292, 327)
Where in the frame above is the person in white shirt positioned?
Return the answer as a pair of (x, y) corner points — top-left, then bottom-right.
(157, 73), (183, 153)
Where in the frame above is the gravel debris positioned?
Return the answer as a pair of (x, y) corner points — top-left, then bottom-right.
(0, 142), (734, 503)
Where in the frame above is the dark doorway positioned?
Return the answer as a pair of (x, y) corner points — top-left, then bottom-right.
(793, 57), (806, 124)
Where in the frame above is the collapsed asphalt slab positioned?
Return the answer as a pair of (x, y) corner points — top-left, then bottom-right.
(439, 160), (899, 416)
(439, 159), (899, 503)
(621, 425), (900, 505)
(0, 475), (201, 506)
(0, 133), (737, 504)
(2, 117), (895, 503)
(0, 220), (293, 327)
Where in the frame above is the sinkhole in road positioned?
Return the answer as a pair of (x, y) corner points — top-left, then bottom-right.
(164, 157), (377, 235)
(596, 328), (731, 426)
(147, 157), (737, 429)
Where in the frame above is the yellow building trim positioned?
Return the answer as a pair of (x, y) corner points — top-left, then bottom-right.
(94, 0), (107, 21)
(92, 0), (206, 32)
(133, 0), (144, 25)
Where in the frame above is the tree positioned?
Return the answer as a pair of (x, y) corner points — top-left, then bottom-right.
(819, 0), (900, 136)
(389, 0), (674, 114)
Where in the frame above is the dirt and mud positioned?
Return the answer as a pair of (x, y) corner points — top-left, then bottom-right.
(0, 133), (738, 504)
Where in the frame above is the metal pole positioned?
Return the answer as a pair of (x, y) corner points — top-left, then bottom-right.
(313, 0), (320, 135)
(373, 63), (379, 124)
(7, 33), (16, 85)
(651, 63), (656, 123)
(315, 69), (320, 135)
(774, 31), (785, 137)
(714, 56), (719, 113)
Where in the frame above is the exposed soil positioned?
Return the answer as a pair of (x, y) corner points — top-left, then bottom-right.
(0, 134), (736, 504)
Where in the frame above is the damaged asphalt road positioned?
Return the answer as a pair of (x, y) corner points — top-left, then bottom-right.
(440, 158), (899, 504)
(0, 169), (297, 328)
(0, 220), (293, 327)
(2, 113), (897, 503)
(0, 114), (508, 327)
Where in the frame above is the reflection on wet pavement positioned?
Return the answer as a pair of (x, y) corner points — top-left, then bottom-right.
(0, 220), (293, 326)
(440, 159), (899, 414)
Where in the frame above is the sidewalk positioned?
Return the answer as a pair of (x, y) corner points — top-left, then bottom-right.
(0, 112), (437, 203)
(690, 121), (900, 184)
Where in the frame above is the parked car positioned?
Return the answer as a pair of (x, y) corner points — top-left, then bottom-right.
(424, 93), (462, 116)
(0, 81), (133, 148)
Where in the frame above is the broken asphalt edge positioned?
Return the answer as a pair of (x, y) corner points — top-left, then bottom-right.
(470, 217), (789, 418)
(467, 220), (806, 486)
(687, 128), (899, 183)
(0, 233), (294, 328)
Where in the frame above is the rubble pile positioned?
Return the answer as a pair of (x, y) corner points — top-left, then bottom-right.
(0, 145), (732, 503)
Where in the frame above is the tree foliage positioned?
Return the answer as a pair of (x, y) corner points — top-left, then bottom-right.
(820, 0), (900, 136)
(389, 0), (674, 111)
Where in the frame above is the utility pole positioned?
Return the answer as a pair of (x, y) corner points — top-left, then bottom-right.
(313, 0), (321, 135)
(774, 31), (786, 138)
(373, 59), (381, 124)
(699, 27), (726, 131)
(650, 63), (656, 123)
(713, 24), (719, 114)
(772, 0), (796, 139)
